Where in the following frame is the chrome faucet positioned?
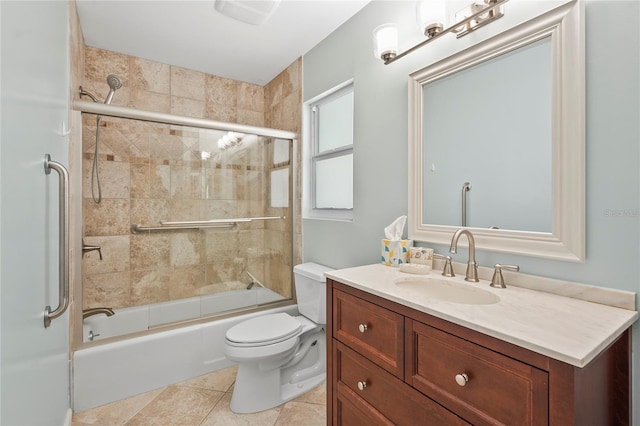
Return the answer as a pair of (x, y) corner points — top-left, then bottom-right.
(82, 307), (114, 319)
(449, 228), (479, 282)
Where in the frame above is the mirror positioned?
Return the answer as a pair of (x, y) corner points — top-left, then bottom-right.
(422, 36), (552, 232)
(408, 2), (584, 261)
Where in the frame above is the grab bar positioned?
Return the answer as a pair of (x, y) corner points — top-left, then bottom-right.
(161, 216), (284, 226)
(44, 154), (70, 328)
(131, 216), (285, 234)
(461, 182), (472, 227)
(131, 222), (236, 233)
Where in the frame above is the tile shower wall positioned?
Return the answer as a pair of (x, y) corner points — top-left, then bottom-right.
(81, 47), (301, 312)
(265, 59), (303, 295)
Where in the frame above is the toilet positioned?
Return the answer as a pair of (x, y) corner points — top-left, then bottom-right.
(223, 262), (333, 413)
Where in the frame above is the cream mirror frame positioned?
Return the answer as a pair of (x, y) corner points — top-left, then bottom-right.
(408, 2), (585, 262)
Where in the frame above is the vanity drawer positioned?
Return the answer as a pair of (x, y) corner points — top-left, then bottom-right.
(335, 392), (392, 426)
(333, 289), (404, 377)
(334, 341), (469, 426)
(407, 319), (549, 426)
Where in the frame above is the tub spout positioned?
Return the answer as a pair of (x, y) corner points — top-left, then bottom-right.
(82, 241), (102, 260)
(83, 307), (115, 319)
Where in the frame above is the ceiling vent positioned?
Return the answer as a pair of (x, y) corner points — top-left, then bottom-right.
(213, 0), (282, 26)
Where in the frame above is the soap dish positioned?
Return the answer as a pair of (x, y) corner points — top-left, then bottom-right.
(399, 263), (432, 275)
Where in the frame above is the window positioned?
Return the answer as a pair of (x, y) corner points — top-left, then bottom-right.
(305, 82), (354, 220)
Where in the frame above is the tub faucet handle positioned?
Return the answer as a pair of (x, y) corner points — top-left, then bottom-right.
(82, 241), (102, 260)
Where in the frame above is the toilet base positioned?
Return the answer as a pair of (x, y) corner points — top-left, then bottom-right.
(229, 330), (326, 413)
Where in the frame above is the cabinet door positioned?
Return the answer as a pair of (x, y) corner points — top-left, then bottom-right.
(407, 319), (549, 426)
(335, 341), (469, 426)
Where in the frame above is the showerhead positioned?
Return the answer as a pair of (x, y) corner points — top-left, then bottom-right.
(107, 74), (122, 90)
(104, 74), (122, 105)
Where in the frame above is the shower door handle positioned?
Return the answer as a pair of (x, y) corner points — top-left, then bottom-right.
(44, 154), (70, 328)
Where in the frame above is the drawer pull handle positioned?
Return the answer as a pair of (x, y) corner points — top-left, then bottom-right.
(357, 381), (367, 391)
(455, 373), (469, 387)
(358, 324), (368, 333)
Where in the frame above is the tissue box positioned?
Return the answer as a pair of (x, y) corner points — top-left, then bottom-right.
(381, 239), (413, 267)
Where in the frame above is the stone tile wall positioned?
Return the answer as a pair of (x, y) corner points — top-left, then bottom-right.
(81, 47), (300, 312)
(264, 59), (303, 284)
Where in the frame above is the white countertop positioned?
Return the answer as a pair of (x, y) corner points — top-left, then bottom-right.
(326, 264), (639, 367)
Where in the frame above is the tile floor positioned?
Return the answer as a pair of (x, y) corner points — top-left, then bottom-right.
(72, 365), (327, 426)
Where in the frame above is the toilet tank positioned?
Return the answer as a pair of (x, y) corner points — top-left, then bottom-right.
(293, 262), (334, 324)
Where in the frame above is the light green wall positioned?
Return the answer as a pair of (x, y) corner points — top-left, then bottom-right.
(303, 0), (639, 421)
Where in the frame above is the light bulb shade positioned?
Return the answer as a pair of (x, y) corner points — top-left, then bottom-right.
(373, 23), (398, 61)
(417, 0), (446, 36)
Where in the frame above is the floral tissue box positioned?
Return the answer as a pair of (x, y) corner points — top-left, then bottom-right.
(381, 239), (413, 267)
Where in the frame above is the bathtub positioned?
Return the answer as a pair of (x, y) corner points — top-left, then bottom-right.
(82, 286), (285, 342)
(73, 299), (297, 412)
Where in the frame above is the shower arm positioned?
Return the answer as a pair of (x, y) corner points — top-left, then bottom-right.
(79, 87), (100, 103)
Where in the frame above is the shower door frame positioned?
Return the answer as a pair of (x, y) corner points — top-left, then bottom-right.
(71, 100), (299, 349)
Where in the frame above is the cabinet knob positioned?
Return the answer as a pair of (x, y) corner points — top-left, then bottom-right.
(358, 323), (368, 333)
(455, 373), (469, 387)
(357, 381), (367, 391)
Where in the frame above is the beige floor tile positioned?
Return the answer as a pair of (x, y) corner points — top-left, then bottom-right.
(178, 365), (238, 392)
(72, 388), (165, 425)
(72, 365), (326, 425)
(275, 401), (326, 426)
(292, 381), (326, 405)
(126, 386), (224, 426)
(200, 392), (281, 426)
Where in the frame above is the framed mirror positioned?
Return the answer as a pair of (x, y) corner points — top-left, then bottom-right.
(408, 2), (584, 261)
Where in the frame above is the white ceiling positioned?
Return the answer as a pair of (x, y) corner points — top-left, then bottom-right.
(76, 0), (371, 86)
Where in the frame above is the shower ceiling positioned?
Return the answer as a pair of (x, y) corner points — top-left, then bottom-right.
(76, 0), (370, 86)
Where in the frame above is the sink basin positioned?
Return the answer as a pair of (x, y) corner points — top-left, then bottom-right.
(393, 277), (500, 305)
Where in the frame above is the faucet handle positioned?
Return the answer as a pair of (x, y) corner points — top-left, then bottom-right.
(82, 241), (103, 260)
(433, 253), (455, 277)
(490, 264), (519, 288)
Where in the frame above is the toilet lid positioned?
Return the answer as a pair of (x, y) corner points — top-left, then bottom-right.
(226, 313), (303, 345)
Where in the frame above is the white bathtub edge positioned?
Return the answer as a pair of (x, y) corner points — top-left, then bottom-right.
(72, 305), (298, 412)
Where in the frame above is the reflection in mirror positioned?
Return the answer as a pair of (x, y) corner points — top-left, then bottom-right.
(408, 2), (584, 261)
(422, 36), (552, 232)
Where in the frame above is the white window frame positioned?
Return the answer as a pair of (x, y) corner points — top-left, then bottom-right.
(303, 80), (354, 221)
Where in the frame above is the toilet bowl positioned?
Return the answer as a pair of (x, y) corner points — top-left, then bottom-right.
(223, 262), (333, 413)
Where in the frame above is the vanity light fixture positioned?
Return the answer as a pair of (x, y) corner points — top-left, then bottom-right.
(417, 0), (446, 38)
(374, 0), (508, 65)
(372, 23), (399, 63)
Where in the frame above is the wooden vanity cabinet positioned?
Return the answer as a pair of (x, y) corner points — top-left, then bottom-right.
(327, 279), (631, 426)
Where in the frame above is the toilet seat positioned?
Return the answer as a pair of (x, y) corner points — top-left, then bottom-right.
(226, 313), (303, 347)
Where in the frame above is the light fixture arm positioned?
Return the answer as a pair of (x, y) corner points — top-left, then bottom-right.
(383, 0), (509, 65)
